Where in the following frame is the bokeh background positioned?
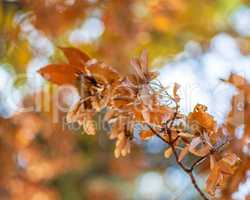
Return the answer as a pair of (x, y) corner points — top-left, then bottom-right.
(0, 0), (250, 199)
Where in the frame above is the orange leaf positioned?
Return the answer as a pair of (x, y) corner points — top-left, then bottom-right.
(228, 73), (246, 89)
(218, 153), (240, 174)
(188, 104), (216, 131)
(218, 161), (234, 175)
(210, 155), (216, 170)
(38, 64), (79, 85)
(206, 165), (220, 196)
(60, 47), (90, 68)
(140, 130), (155, 140)
(87, 63), (121, 84)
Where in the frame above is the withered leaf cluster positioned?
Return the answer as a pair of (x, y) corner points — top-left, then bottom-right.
(39, 47), (241, 198)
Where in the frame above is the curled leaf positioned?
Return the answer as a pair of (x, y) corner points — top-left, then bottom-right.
(188, 104), (216, 132)
(129, 50), (158, 85)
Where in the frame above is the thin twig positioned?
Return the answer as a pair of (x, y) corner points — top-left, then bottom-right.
(189, 172), (209, 200)
(167, 128), (209, 200)
(146, 121), (210, 200)
(146, 124), (169, 144)
(189, 156), (208, 172)
(172, 135), (180, 144)
(167, 129), (190, 172)
(145, 87), (211, 200)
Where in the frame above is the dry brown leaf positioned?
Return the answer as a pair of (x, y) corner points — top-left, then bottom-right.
(189, 137), (210, 157)
(188, 104), (216, 132)
(218, 153), (240, 175)
(38, 64), (80, 85)
(206, 165), (221, 196)
(206, 153), (240, 196)
(60, 47), (90, 68)
(129, 50), (158, 85)
(228, 73), (247, 90)
(87, 63), (121, 84)
(210, 155), (216, 170)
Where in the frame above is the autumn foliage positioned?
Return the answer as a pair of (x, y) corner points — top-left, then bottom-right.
(38, 47), (243, 199)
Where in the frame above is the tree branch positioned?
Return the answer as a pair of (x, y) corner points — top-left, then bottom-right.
(189, 172), (209, 200)
(146, 124), (169, 144)
(146, 122), (210, 200)
(167, 128), (210, 200)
